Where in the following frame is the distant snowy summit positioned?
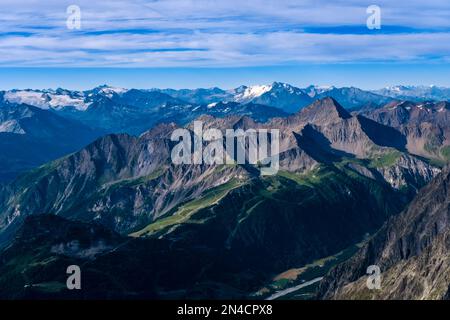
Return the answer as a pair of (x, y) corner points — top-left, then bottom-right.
(1, 85), (128, 111)
(1, 83), (450, 113)
(374, 85), (450, 101)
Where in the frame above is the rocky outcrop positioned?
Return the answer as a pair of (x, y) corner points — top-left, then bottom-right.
(0, 164), (407, 299)
(375, 154), (440, 190)
(362, 101), (450, 160)
(318, 166), (450, 300)
(278, 147), (319, 172)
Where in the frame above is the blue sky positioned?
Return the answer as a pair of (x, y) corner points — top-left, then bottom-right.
(1, 0), (450, 89)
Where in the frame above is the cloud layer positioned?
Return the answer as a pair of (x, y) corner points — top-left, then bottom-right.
(1, 0), (450, 67)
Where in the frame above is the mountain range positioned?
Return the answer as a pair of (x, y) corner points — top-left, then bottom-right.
(1, 83), (450, 299)
(1, 82), (449, 182)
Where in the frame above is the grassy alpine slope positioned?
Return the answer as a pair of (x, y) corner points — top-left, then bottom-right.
(0, 163), (409, 299)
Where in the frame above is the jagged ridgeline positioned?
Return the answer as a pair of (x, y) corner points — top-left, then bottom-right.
(2, 84), (450, 182)
(0, 97), (447, 299)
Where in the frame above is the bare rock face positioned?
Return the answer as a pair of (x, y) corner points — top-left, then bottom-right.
(0, 122), (251, 235)
(278, 147), (319, 172)
(279, 98), (407, 159)
(362, 101), (450, 160)
(318, 166), (450, 300)
(375, 154), (440, 190)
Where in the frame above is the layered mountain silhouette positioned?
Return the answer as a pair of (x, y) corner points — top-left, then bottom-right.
(0, 84), (449, 299)
(0, 96), (444, 298)
(1, 83), (447, 183)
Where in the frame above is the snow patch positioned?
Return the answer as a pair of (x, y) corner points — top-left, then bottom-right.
(4, 90), (91, 111)
(234, 84), (272, 103)
(98, 86), (128, 98)
(0, 120), (25, 134)
(48, 95), (91, 111)
(305, 85), (334, 97)
(4, 91), (50, 109)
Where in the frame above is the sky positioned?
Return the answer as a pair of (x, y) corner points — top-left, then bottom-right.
(1, 0), (450, 90)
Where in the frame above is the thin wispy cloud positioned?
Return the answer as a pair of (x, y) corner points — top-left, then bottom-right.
(0, 0), (449, 67)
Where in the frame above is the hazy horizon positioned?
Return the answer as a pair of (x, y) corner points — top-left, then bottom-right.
(2, 66), (450, 91)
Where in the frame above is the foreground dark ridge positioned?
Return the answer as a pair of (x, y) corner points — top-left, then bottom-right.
(318, 165), (450, 300)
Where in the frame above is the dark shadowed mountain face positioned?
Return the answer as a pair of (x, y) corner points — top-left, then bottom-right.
(0, 103), (102, 182)
(361, 101), (450, 163)
(0, 164), (406, 299)
(318, 165), (450, 300)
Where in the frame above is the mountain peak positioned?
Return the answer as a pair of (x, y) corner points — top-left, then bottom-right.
(91, 84), (128, 97)
(271, 81), (293, 88)
(304, 85), (335, 97)
(300, 97), (351, 121)
(233, 84), (273, 103)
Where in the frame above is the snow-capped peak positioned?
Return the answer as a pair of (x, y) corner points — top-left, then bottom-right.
(233, 84), (273, 103)
(3, 89), (91, 111)
(98, 85), (127, 94)
(0, 119), (25, 134)
(304, 85), (335, 97)
(93, 85), (128, 98)
(1, 85), (131, 112)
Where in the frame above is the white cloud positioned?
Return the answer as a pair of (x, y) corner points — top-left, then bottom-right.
(0, 0), (449, 66)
